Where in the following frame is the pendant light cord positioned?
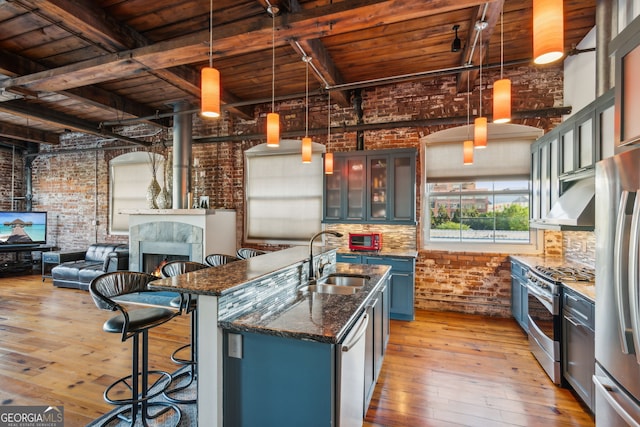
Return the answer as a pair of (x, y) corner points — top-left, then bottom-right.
(466, 72), (470, 139)
(271, 10), (276, 112)
(500, 9), (504, 80)
(209, 0), (213, 68)
(305, 57), (309, 136)
(479, 25), (483, 118)
(327, 92), (331, 141)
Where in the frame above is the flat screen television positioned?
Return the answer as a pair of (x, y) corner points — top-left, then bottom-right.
(0, 211), (47, 246)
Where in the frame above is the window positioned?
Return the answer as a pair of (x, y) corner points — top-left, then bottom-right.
(110, 151), (166, 234)
(244, 140), (324, 243)
(427, 179), (531, 243)
(422, 123), (543, 252)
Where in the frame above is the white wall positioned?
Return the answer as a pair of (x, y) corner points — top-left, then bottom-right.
(563, 27), (597, 120)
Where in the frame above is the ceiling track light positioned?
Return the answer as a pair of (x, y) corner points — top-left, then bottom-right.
(266, 2), (280, 147)
(451, 25), (461, 52)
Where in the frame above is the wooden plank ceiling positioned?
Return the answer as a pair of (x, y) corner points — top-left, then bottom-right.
(0, 0), (596, 147)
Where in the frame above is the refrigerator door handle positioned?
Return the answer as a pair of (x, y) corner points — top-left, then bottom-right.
(615, 190), (635, 354)
(594, 374), (640, 427)
(630, 193), (640, 365)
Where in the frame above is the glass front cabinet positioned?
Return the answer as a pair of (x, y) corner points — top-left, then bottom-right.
(323, 148), (416, 224)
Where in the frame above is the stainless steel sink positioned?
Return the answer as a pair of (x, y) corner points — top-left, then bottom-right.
(300, 284), (361, 295)
(317, 273), (370, 287)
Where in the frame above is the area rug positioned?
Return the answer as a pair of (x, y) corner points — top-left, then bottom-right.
(86, 366), (197, 427)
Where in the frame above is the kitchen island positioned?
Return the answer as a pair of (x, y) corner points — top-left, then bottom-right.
(148, 245), (391, 426)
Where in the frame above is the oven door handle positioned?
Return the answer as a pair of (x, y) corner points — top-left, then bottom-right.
(526, 282), (555, 314)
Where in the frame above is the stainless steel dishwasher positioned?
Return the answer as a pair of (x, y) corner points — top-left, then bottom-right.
(336, 311), (369, 427)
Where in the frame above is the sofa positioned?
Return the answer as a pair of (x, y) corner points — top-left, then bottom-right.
(52, 243), (130, 290)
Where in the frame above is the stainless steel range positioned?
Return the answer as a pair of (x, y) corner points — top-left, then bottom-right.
(526, 265), (595, 384)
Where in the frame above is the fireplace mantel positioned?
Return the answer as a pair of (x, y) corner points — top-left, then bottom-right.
(126, 209), (237, 272)
(122, 208), (228, 216)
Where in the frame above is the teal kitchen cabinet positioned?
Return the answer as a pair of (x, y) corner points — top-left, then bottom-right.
(338, 253), (415, 321)
(510, 259), (529, 332)
(364, 276), (390, 409)
(324, 148), (416, 224)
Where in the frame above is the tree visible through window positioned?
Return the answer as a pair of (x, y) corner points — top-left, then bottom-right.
(427, 179), (530, 243)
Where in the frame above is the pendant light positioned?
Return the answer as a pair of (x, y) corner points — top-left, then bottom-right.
(493, 9), (511, 124)
(463, 72), (474, 165)
(533, 0), (564, 64)
(301, 55), (312, 163)
(474, 21), (487, 149)
(266, 3), (280, 147)
(201, 0), (220, 118)
(325, 93), (334, 174)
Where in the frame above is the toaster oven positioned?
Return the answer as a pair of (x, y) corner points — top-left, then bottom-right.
(348, 233), (382, 251)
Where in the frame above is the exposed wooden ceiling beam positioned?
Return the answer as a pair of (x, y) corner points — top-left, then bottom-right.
(292, 38), (351, 107)
(0, 100), (151, 146)
(11, 0), (253, 120)
(0, 49), (170, 128)
(0, 121), (59, 145)
(1, 0), (492, 94)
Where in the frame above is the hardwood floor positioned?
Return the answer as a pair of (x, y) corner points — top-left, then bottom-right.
(0, 273), (593, 427)
(364, 311), (594, 427)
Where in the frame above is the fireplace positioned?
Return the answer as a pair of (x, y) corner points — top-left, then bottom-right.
(126, 209), (237, 272)
(140, 241), (192, 275)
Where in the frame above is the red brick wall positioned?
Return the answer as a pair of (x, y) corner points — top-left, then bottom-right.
(3, 64), (566, 315)
(0, 146), (25, 211)
(416, 251), (512, 317)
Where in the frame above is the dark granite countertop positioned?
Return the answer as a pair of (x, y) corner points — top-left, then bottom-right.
(149, 246), (327, 296)
(510, 255), (595, 303)
(337, 247), (418, 258)
(220, 262), (391, 344)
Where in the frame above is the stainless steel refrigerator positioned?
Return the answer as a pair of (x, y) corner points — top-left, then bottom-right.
(594, 147), (640, 426)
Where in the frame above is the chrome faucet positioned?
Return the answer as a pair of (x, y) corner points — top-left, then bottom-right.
(308, 231), (343, 281)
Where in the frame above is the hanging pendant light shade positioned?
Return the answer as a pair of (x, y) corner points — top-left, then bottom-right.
(463, 71), (474, 165)
(266, 4), (280, 147)
(533, 0), (564, 65)
(463, 140), (474, 165)
(493, 79), (511, 123)
(325, 152), (334, 174)
(201, 0), (220, 118)
(302, 137), (312, 163)
(201, 67), (220, 118)
(493, 10), (511, 124)
(474, 117), (487, 148)
(267, 112), (279, 147)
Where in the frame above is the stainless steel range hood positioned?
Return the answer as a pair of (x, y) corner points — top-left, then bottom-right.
(531, 176), (595, 230)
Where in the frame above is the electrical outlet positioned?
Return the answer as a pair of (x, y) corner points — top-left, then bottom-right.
(228, 333), (242, 359)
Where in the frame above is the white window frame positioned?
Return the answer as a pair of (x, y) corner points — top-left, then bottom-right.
(109, 151), (166, 235)
(244, 140), (325, 244)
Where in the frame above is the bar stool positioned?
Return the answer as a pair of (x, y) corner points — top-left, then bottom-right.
(161, 260), (209, 404)
(89, 271), (181, 426)
(205, 253), (240, 267)
(236, 248), (267, 259)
